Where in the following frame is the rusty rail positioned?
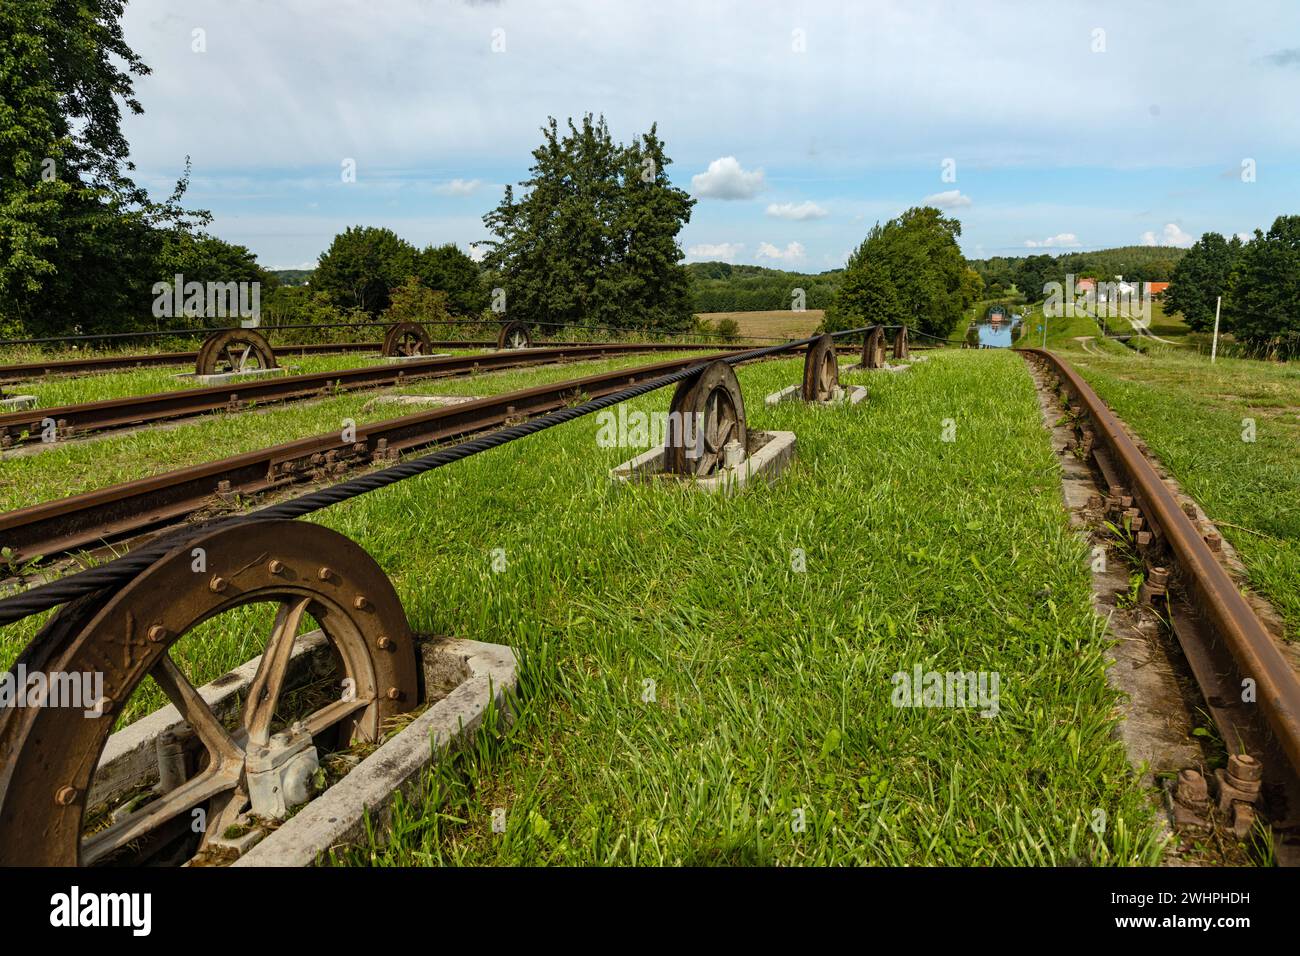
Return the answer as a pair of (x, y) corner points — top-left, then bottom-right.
(1023, 348), (1300, 848)
(0, 342), (744, 447)
(0, 349), (763, 562)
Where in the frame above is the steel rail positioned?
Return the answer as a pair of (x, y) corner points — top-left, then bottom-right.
(0, 342), (742, 447)
(0, 330), (861, 623)
(0, 349), (766, 562)
(1022, 348), (1300, 792)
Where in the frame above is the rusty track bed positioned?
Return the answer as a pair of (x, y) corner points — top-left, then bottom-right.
(0, 349), (759, 562)
(0, 342), (741, 448)
(1023, 348), (1300, 856)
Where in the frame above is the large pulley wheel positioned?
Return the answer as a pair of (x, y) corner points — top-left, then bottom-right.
(496, 321), (532, 350)
(664, 360), (748, 477)
(382, 321), (432, 357)
(892, 325), (910, 361)
(862, 326), (887, 369)
(196, 328), (277, 376)
(0, 520), (418, 866)
(801, 333), (840, 402)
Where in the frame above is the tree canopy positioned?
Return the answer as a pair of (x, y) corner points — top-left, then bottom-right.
(1165, 232), (1242, 331)
(824, 206), (970, 337)
(480, 115), (696, 333)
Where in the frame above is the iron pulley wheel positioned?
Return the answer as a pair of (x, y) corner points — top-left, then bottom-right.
(893, 325), (910, 361)
(802, 333), (840, 402)
(196, 328), (277, 376)
(382, 321), (433, 357)
(862, 326), (887, 369)
(0, 520), (418, 866)
(664, 360), (748, 477)
(496, 321), (532, 350)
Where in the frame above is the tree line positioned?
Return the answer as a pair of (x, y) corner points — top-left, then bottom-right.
(1165, 218), (1300, 357)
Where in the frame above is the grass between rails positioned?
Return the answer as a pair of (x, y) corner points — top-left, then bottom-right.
(0, 351), (709, 513)
(0, 349), (1164, 864)
(300, 349), (1157, 865)
(6, 350), (481, 407)
(1063, 346), (1300, 639)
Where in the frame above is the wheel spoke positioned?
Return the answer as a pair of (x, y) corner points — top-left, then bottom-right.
(82, 765), (239, 866)
(302, 694), (374, 740)
(150, 654), (242, 765)
(243, 597), (311, 748)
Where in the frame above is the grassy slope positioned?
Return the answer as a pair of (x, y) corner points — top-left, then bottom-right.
(311, 350), (1157, 865)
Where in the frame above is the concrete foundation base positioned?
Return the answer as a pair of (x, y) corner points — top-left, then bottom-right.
(610, 429), (796, 494)
(0, 395), (36, 411)
(86, 630), (517, 866)
(180, 366), (290, 386)
(844, 362), (911, 374)
(385, 353), (450, 363)
(764, 383), (866, 407)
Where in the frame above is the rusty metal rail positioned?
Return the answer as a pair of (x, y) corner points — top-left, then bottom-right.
(0, 349), (763, 562)
(1023, 348), (1300, 852)
(0, 342), (743, 447)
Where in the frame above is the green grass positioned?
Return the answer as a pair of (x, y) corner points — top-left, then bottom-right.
(0, 351), (708, 512)
(0, 349), (1165, 865)
(1064, 347), (1300, 639)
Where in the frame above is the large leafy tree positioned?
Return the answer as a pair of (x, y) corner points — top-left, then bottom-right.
(1166, 232), (1242, 331)
(481, 115), (696, 333)
(0, 0), (207, 337)
(1228, 216), (1300, 356)
(1014, 255), (1058, 304)
(312, 226), (417, 315)
(416, 243), (485, 316)
(824, 206), (968, 337)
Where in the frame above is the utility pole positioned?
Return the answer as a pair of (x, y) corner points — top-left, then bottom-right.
(1211, 295), (1222, 363)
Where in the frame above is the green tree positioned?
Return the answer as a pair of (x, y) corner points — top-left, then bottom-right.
(1166, 232), (1242, 332)
(0, 0), (208, 337)
(416, 243), (484, 316)
(824, 206), (967, 337)
(382, 276), (452, 326)
(1227, 216), (1300, 356)
(312, 226), (417, 315)
(1014, 255), (1057, 304)
(481, 115), (696, 333)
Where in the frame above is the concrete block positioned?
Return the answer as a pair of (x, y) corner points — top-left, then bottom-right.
(609, 429), (796, 494)
(765, 384), (866, 407)
(384, 353), (450, 363)
(0, 395), (36, 411)
(179, 367), (291, 386)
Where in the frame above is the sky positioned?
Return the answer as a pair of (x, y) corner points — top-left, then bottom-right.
(118, 0), (1300, 272)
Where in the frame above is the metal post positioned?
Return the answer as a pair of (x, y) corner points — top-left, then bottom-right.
(1211, 295), (1222, 363)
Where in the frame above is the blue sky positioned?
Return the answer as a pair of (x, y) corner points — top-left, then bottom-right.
(119, 0), (1300, 271)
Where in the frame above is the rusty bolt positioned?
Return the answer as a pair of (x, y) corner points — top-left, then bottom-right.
(385, 687), (401, 701)
(268, 559), (285, 575)
(1204, 531), (1222, 552)
(147, 624), (169, 643)
(209, 576), (228, 593)
(1227, 754), (1262, 783)
(377, 636), (394, 651)
(1181, 501), (1198, 519)
(1148, 566), (1171, 588)
(318, 566), (334, 581)
(54, 786), (78, 806)
(1175, 769), (1210, 807)
(353, 595), (370, 611)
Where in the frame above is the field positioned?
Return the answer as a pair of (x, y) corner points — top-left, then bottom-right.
(696, 310), (823, 341)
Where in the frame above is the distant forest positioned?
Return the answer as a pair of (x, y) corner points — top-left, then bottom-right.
(686, 262), (843, 312)
(968, 245), (1188, 298)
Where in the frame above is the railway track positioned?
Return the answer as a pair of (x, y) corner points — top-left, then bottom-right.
(1023, 348), (1300, 863)
(0, 348), (767, 562)
(0, 342), (741, 448)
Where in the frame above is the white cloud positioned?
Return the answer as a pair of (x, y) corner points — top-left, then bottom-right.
(921, 189), (971, 209)
(435, 178), (483, 196)
(766, 200), (828, 220)
(687, 242), (744, 261)
(756, 241), (806, 262)
(1235, 231), (1252, 243)
(1140, 223), (1194, 247)
(1024, 233), (1081, 248)
(468, 243), (489, 263)
(691, 157), (766, 200)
